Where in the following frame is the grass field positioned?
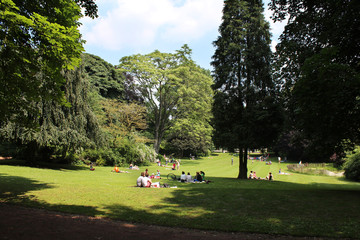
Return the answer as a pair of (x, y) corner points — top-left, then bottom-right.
(1, 153), (360, 238)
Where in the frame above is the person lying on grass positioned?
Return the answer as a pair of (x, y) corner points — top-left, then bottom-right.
(112, 165), (129, 173)
(279, 169), (291, 175)
(129, 163), (140, 170)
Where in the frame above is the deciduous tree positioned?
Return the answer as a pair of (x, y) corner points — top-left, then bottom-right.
(166, 64), (213, 157)
(119, 45), (211, 154)
(270, 0), (360, 161)
(0, 0), (97, 127)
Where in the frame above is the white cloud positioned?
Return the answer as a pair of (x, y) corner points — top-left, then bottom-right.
(80, 0), (223, 51)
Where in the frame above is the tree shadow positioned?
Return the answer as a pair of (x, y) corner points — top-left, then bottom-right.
(103, 177), (360, 238)
(0, 173), (103, 216)
(0, 159), (88, 171)
(0, 173), (54, 200)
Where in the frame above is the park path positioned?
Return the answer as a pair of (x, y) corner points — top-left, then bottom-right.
(0, 204), (342, 240)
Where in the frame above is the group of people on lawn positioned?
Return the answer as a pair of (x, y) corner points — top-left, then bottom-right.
(136, 170), (208, 188)
(136, 171), (161, 188)
(180, 171), (207, 183)
(248, 171), (273, 180)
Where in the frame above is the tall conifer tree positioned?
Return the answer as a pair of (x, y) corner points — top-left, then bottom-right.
(212, 0), (282, 179)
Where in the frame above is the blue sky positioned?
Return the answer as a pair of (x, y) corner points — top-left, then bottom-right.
(79, 0), (286, 70)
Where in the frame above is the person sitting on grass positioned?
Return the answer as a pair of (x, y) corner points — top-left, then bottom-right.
(156, 170), (161, 179)
(137, 172), (145, 187)
(253, 171), (258, 179)
(172, 162), (176, 170)
(142, 173), (152, 187)
(90, 162), (95, 171)
(193, 172), (202, 182)
(266, 172), (273, 181)
(112, 165), (120, 173)
(186, 172), (192, 182)
(248, 171), (253, 179)
(180, 171), (186, 182)
(200, 171), (205, 181)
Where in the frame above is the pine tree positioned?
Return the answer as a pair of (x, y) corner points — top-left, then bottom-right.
(212, 0), (282, 179)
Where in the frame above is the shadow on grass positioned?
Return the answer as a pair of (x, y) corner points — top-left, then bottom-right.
(1, 170), (359, 238)
(103, 177), (360, 238)
(0, 173), (104, 216)
(0, 159), (88, 171)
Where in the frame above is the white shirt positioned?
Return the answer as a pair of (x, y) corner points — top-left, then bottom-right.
(186, 174), (192, 182)
(137, 176), (143, 187)
(141, 176), (150, 187)
(180, 174), (186, 181)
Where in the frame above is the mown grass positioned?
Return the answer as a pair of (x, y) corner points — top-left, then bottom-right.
(1, 153), (360, 238)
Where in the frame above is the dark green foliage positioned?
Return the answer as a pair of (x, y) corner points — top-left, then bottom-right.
(270, 0), (360, 161)
(0, 0), (98, 128)
(344, 148), (360, 181)
(82, 53), (124, 99)
(212, 0), (282, 178)
(82, 54), (156, 166)
(0, 64), (104, 163)
(80, 148), (123, 166)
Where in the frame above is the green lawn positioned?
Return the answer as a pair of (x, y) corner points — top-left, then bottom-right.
(1, 153), (360, 238)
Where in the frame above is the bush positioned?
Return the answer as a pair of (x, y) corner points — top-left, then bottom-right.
(96, 157), (106, 166)
(344, 148), (360, 181)
(80, 137), (157, 166)
(157, 154), (165, 162)
(80, 148), (122, 166)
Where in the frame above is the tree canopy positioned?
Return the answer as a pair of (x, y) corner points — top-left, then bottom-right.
(119, 45), (213, 155)
(0, 0), (98, 127)
(0, 64), (104, 163)
(270, 0), (360, 161)
(166, 63), (213, 157)
(82, 53), (124, 99)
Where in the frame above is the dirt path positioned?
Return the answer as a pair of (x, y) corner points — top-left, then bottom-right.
(0, 204), (339, 240)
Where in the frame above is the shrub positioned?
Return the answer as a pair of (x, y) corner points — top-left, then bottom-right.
(96, 157), (106, 166)
(157, 154), (165, 162)
(344, 148), (360, 181)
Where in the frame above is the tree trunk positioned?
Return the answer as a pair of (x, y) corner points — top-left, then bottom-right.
(237, 147), (248, 179)
(154, 131), (161, 154)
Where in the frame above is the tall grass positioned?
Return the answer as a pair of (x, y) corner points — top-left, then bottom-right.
(1, 154), (360, 238)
